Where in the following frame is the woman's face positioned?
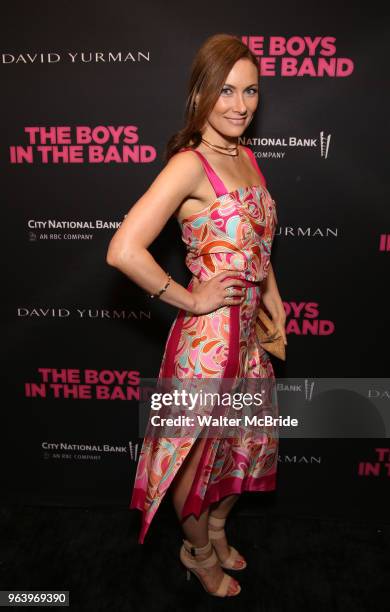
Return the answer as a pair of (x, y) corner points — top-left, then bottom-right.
(201, 58), (259, 139)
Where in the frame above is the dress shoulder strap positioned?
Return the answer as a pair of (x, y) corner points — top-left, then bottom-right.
(241, 145), (267, 188)
(179, 147), (228, 198)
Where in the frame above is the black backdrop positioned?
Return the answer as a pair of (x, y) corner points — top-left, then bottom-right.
(2, 1), (389, 524)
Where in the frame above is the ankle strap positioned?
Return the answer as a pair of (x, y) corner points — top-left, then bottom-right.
(208, 515), (226, 528)
(182, 539), (212, 557)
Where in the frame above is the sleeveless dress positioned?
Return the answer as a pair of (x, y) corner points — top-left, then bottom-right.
(130, 145), (279, 543)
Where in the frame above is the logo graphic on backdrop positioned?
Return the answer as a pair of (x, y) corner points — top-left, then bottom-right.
(242, 36), (354, 77)
(41, 440), (140, 462)
(304, 379), (315, 401)
(242, 130), (332, 159)
(275, 379), (315, 400)
(379, 234), (390, 252)
(28, 231), (95, 241)
(284, 302), (335, 338)
(2, 51), (150, 64)
(27, 217), (122, 242)
(278, 454), (322, 464)
(9, 126), (155, 165)
(129, 441), (139, 461)
(320, 132), (331, 158)
(27, 217), (124, 241)
(25, 368), (141, 400)
(358, 448), (390, 477)
(17, 307), (150, 320)
(274, 224), (338, 238)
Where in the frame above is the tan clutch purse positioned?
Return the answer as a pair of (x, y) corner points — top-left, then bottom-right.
(255, 306), (286, 361)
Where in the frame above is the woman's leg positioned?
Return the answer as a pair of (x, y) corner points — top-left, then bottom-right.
(210, 493), (240, 520)
(171, 437), (240, 594)
(171, 437), (209, 545)
(209, 494), (246, 568)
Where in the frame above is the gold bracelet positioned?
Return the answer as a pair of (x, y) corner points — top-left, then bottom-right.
(149, 272), (171, 299)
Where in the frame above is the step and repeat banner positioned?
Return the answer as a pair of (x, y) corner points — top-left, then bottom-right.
(2, 2), (389, 524)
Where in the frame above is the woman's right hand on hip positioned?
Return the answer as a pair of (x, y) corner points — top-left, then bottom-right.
(190, 271), (247, 315)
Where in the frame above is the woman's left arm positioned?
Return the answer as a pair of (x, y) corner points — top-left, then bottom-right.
(260, 262), (287, 344)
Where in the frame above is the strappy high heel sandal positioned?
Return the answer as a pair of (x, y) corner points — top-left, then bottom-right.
(208, 515), (247, 570)
(179, 539), (241, 597)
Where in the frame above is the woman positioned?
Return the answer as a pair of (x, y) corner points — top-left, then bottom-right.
(106, 33), (287, 598)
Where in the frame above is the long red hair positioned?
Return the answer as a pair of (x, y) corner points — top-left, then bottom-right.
(163, 33), (259, 163)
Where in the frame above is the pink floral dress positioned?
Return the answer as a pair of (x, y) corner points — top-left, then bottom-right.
(130, 145), (279, 543)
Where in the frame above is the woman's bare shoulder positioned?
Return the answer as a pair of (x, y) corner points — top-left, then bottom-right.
(159, 148), (205, 193)
(166, 147), (203, 170)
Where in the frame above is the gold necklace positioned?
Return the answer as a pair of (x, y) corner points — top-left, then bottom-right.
(201, 137), (239, 157)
